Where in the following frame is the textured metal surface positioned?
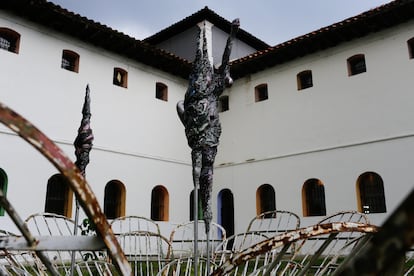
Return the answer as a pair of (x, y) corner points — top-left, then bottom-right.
(212, 222), (378, 276)
(333, 188), (414, 276)
(177, 19), (239, 232)
(0, 101), (132, 275)
(74, 85), (94, 176)
(0, 189), (60, 276)
(0, 235), (105, 251)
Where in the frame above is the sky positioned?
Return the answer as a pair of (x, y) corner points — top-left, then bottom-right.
(48, 0), (394, 46)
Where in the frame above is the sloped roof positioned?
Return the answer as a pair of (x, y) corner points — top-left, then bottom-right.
(143, 6), (270, 51)
(0, 0), (192, 79)
(1, 0), (414, 81)
(230, 0), (414, 79)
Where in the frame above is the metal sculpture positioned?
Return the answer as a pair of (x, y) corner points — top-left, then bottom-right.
(177, 19), (239, 274)
(0, 101), (132, 275)
(74, 85), (94, 178)
(177, 18), (239, 234)
(71, 85), (94, 275)
(211, 222), (378, 276)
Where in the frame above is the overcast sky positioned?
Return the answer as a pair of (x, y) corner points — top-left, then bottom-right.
(48, 0), (393, 46)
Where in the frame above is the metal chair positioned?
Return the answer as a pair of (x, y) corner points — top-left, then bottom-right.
(115, 230), (172, 276)
(246, 210), (301, 237)
(214, 231), (270, 276)
(24, 212), (88, 274)
(111, 215), (161, 235)
(74, 260), (119, 276)
(168, 221), (226, 259)
(156, 256), (218, 276)
(288, 211), (372, 275)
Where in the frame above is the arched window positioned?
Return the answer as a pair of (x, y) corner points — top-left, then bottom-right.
(297, 70), (313, 90)
(256, 184), (276, 216)
(156, 82), (168, 101)
(0, 28), (20, 54)
(347, 54), (366, 76)
(104, 180), (126, 219)
(302, 178), (326, 217)
(217, 189), (234, 238)
(407, 38), (414, 59)
(45, 174), (73, 217)
(61, 49), (80, 73)
(151, 185), (169, 221)
(356, 172), (386, 214)
(254, 84), (268, 102)
(113, 67), (128, 88)
(189, 189), (203, 220)
(0, 169), (8, 216)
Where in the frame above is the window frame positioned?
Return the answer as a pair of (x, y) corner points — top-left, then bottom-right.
(356, 172), (386, 214)
(347, 54), (367, 76)
(151, 185), (169, 221)
(104, 180), (126, 219)
(256, 184), (276, 216)
(0, 27), (20, 54)
(155, 82), (168, 101)
(218, 95), (229, 112)
(61, 49), (80, 73)
(254, 84), (269, 102)
(297, 70), (313, 90)
(0, 169), (8, 216)
(44, 174), (73, 217)
(190, 189), (203, 221)
(113, 67), (128, 88)
(302, 178), (327, 217)
(407, 37), (414, 59)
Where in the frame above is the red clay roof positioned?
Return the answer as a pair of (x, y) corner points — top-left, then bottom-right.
(1, 0), (414, 80)
(230, 0), (414, 79)
(0, 0), (192, 78)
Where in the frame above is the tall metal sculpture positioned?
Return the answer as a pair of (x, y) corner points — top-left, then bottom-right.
(177, 18), (239, 272)
(71, 85), (94, 275)
(74, 85), (94, 181)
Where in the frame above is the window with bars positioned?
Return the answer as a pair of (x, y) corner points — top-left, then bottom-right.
(357, 172), (386, 214)
(45, 174), (72, 217)
(302, 178), (326, 216)
(104, 180), (126, 219)
(0, 28), (20, 54)
(297, 70), (313, 90)
(61, 50), (79, 73)
(151, 185), (169, 221)
(347, 54), (367, 76)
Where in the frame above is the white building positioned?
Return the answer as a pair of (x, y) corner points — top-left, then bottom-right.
(0, 0), (413, 237)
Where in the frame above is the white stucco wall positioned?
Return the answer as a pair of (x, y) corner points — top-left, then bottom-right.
(1, 10), (414, 236)
(213, 20), (414, 232)
(0, 12), (193, 233)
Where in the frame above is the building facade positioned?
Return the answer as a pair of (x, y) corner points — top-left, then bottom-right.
(0, 0), (414, 236)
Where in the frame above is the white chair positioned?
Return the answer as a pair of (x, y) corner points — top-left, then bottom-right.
(116, 230), (172, 276)
(168, 221), (226, 259)
(246, 210), (301, 237)
(24, 212), (88, 274)
(111, 215), (161, 235)
(157, 256), (218, 276)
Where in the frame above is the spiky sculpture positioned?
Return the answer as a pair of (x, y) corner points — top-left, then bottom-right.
(74, 85), (94, 176)
(177, 19), (239, 233)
